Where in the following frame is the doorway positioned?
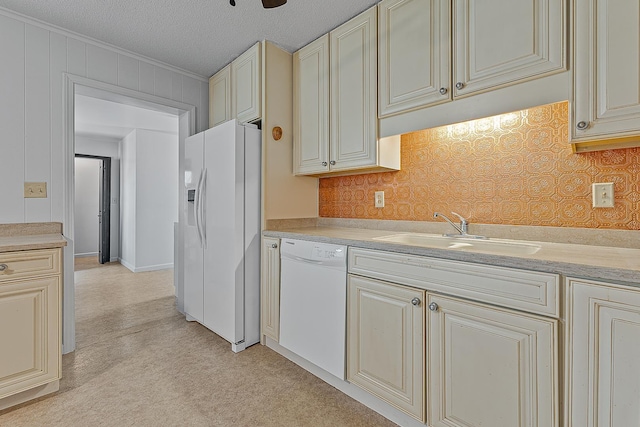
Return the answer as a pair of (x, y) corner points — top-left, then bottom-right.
(74, 154), (111, 264)
(63, 74), (196, 353)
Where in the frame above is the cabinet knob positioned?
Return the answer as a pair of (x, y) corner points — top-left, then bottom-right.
(576, 121), (589, 130)
(330, 160), (336, 166)
(271, 243), (278, 249)
(322, 162), (328, 166)
(428, 302), (439, 312)
(0, 264), (7, 272)
(411, 297), (421, 306)
(455, 82), (464, 90)
(439, 87), (448, 95)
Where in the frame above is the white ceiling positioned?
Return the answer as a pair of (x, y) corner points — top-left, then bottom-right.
(75, 94), (179, 141)
(0, 0), (379, 77)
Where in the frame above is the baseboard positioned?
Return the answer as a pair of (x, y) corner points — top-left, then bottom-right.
(118, 259), (173, 273)
(0, 380), (59, 411)
(74, 252), (98, 258)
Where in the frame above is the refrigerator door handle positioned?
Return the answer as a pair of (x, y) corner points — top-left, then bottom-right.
(194, 168), (204, 246)
(200, 168), (208, 248)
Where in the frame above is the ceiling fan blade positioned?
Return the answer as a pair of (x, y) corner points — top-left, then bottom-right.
(262, 0), (287, 8)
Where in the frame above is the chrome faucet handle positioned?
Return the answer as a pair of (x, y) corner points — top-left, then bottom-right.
(450, 212), (468, 234)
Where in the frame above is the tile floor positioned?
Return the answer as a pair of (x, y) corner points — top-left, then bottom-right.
(0, 258), (396, 426)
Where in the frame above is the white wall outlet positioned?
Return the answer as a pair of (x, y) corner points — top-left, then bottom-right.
(592, 182), (614, 208)
(374, 191), (385, 208)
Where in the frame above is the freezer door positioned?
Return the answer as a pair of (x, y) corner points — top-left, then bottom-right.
(183, 132), (205, 323)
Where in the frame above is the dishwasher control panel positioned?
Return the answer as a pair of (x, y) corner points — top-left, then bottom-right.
(281, 238), (347, 268)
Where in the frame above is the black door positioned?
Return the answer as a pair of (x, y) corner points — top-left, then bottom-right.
(98, 158), (111, 264)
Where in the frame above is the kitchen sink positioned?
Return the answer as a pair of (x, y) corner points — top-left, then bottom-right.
(373, 233), (541, 255)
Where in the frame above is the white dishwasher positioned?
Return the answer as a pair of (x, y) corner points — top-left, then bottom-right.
(279, 238), (347, 380)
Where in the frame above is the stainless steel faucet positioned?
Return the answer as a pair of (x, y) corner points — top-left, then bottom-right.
(433, 212), (467, 236)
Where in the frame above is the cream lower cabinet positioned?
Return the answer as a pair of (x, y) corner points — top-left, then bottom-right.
(347, 274), (425, 422)
(566, 277), (640, 427)
(571, 0), (640, 151)
(428, 293), (558, 427)
(260, 237), (280, 342)
(0, 248), (62, 410)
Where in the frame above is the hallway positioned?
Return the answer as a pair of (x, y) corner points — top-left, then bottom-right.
(0, 260), (395, 426)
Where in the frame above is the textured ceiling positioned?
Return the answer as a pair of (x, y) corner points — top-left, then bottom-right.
(0, 0), (379, 78)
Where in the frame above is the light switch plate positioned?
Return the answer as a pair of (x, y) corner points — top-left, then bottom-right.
(592, 182), (614, 208)
(24, 182), (47, 198)
(374, 191), (385, 208)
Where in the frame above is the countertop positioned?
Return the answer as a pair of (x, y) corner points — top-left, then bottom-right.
(0, 223), (67, 253)
(264, 226), (640, 285)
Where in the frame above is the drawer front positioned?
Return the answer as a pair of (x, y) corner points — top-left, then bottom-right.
(349, 248), (559, 317)
(0, 249), (61, 282)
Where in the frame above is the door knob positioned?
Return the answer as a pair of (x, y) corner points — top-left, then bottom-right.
(271, 243), (278, 249)
(322, 162), (328, 166)
(439, 87), (448, 95)
(455, 82), (464, 90)
(428, 302), (439, 312)
(0, 264), (7, 271)
(576, 121), (589, 130)
(411, 297), (421, 306)
(330, 160), (336, 166)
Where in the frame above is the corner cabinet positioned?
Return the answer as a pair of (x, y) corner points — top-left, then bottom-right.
(347, 274), (425, 422)
(566, 278), (640, 427)
(428, 293), (558, 427)
(0, 248), (62, 410)
(208, 65), (231, 128)
(293, 6), (401, 176)
(260, 237), (280, 342)
(571, 0), (640, 151)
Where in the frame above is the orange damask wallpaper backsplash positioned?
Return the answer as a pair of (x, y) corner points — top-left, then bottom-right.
(318, 102), (640, 230)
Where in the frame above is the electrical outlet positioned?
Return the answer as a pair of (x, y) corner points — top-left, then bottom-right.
(24, 182), (47, 198)
(592, 182), (614, 208)
(374, 191), (385, 208)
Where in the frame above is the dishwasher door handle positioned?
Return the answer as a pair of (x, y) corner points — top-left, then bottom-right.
(281, 254), (325, 265)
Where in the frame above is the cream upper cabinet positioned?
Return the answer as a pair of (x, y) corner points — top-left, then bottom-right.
(232, 42), (261, 124)
(208, 64), (231, 128)
(293, 35), (330, 175)
(260, 237), (280, 342)
(378, 0), (451, 117)
(566, 278), (640, 427)
(453, 0), (565, 98)
(0, 248), (62, 410)
(294, 6), (400, 176)
(428, 293), (559, 427)
(330, 6), (379, 173)
(571, 0), (640, 151)
(347, 274), (425, 422)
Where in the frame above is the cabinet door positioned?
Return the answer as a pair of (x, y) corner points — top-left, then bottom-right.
(453, 0), (565, 98)
(347, 275), (425, 422)
(330, 6), (378, 172)
(378, 0), (451, 117)
(571, 0), (640, 144)
(293, 35), (330, 175)
(232, 42), (261, 124)
(209, 65), (231, 128)
(0, 276), (60, 399)
(428, 294), (558, 427)
(260, 237), (280, 342)
(567, 278), (640, 427)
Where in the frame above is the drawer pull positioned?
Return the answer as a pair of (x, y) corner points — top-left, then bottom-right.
(0, 264), (7, 272)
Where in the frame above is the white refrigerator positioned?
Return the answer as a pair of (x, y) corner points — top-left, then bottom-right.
(183, 119), (261, 352)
